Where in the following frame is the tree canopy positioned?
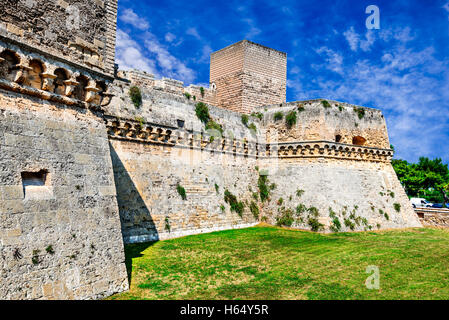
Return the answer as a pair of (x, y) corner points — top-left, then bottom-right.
(392, 157), (449, 203)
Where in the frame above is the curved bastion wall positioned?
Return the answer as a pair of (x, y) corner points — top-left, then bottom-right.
(103, 74), (421, 241)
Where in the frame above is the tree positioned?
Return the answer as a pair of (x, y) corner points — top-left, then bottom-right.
(392, 157), (449, 204)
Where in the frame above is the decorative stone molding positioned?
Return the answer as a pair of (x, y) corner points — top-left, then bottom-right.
(105, 116), (394, 163)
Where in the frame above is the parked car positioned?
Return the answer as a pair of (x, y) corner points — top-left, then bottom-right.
(431, 203), (449, 209)
(410, 198), (433, 208)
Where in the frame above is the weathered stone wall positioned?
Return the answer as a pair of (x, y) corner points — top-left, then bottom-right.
(259, 100), (390, 149)
(104, 75), (420, 241)
(259, 158), (421, 232)
(210, 40), (287, 114)
(0, 89), (128, 299)
(0, 0), (117, 76)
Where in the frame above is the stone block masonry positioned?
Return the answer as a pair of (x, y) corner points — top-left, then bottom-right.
(0, 0), (423, 299)
(0, 90), (128, 299)
(210, 40), (287, 114)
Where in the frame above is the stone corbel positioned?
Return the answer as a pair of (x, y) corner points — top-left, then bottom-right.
(41, 72), (57, 92)
(84, 85), (100, 103)
(100, 86), (114, 107)
(11, 64), (32, 84)
(63, 79), (79, 97)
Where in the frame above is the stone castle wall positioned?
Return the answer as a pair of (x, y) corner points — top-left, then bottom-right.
(0, 89), (128, 299)
(0, 0), (117, 76)
(102, 75), (420, 241)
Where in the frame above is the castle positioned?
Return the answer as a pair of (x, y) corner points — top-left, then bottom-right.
(0, 0), (421, 299)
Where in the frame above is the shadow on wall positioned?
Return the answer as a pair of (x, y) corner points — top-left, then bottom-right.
(109, 143), (160, 284)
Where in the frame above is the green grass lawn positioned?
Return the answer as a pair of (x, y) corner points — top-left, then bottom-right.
(108, 225), (449, 300)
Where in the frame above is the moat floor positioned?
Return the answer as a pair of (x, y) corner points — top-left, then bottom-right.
(108, 225), (449, 300)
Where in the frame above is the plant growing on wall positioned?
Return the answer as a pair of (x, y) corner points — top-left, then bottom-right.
(224, 189), (244, 217)
(296, 189), (305, 197)
(184, 92), (191, 100)
(250, 201), (259, 219)
(251, 112), (263, 120)
(321, 100), (331, 108)
(241, 114), (249, 126)
(353, 107), (365, 119)
(274, 111), (283, 121)
(195, 102), (210, 124)
(286, 111), (297, 128)
(200, 86), (205, 97)
(215, 183), (219, 194)
(177, 183), (187, 200)
(248, 123), (257, 136)
(393, 203), (401, 212)
(129, 86), (142, 108)
(206, 120), (223, 135)
(31, 250), (40, 265)
(276, 208), (295, 227)
(46, 245), (55, 255)
(297, 104), (305, 112)
(165, 217), (171, 233)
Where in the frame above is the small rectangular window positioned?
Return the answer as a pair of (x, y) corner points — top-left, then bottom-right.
(21, 170), (52, 200)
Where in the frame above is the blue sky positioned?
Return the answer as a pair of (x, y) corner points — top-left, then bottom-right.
(116, 0), (449, 163)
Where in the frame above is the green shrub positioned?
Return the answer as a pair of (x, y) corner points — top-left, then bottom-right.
(286, 111), (297, 128)
(248, 123), (257, 136)
(205, 120), (223, 135)
(215, 183), (219, 194)
(251, 112), (263, 120)
(321, 100), (331, 108)
(274, 111), (283, 121)
(200, 87), (205, 97)
(129, 86), (142, 108)
(241, 114), (249, 126)
(308, 207), (319, 218)
(184, 92), (191, 100)
(195, 102), (210, 124)
(220, 204), (225, 213)
(46, 245), (55, 255)
(384, 213), (390, 220)
(393, 203), (401, 212)
(330, 217), (341, 232)
(164, 217), (171, 233)
(296, 204), (307, 215)
(297, 104), (305, 112)
(250, 201), (259, 219)
(276, 208), (294, 227)
(354, 107), (365, 119)
(177, 184), (187, 200)
(258, 174), (270, 202)
(338, 105), (344, 111)
(277, 198), (284, 206)
(296, 189), (304, 197)
(224, 189), (244, 217)
(389, 191), (395, 198)
(344, 218), (355, 231)
(308, 217), (324, 232)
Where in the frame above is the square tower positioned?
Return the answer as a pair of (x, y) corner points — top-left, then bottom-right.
(210, 40), (287, 114)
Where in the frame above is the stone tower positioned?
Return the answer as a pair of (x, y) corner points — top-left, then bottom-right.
(210, 40), (287, 114)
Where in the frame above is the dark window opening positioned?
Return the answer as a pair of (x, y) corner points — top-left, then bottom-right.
(352, 136), (366, 146)
(335, 135), (342, 143)
(21, 170), (48, 187)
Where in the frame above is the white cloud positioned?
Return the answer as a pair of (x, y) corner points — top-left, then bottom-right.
(144, 33), (196, 83)
(115, 29), (157, 75)
(119, 8), (150, 30)
(314, 47), (344, 75)
(242, 18), (261, 39)
(165, 32), (176, 42)
(186, 27), (201, 40)
(343, 27), (376, 52)
(443, 2), (449, 19)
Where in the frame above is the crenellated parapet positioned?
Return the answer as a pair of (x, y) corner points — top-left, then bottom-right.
(0, 40), (114, 109)
(105, 116), (393, 163)
(117, 69), (217, 107)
